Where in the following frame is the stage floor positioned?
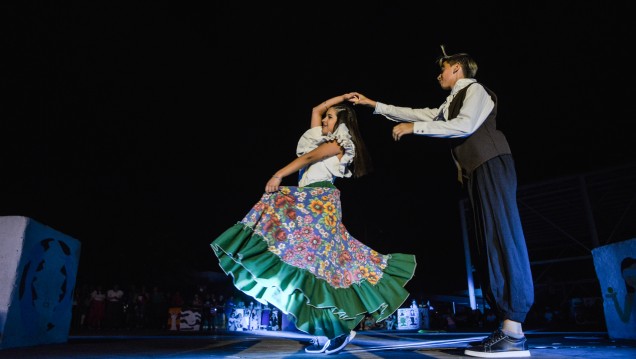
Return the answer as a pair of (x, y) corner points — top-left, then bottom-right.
(1, 329), (635, 358)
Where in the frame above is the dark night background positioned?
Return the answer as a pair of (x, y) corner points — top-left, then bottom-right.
(2, 2), (634, 298)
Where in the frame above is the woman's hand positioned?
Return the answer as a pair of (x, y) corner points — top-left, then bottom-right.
(343, 93), (358, 102)
(346, 92), (374, 107)
(265, 176), (282, 193)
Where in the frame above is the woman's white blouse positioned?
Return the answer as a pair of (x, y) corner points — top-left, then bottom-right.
(296, 123), (355, 187)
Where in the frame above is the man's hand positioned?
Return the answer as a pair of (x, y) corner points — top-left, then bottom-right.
(346, 92), (374, 107)
(392, 123), (414, 141)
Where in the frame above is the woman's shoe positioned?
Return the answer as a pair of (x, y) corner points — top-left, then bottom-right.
(324, 331), (356, 355)
(304, 337), (330, 354)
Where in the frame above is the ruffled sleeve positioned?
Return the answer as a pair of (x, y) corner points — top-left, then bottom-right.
(295, 124), (356, 185)
(296, 127), (323, 156)
(324, 124), (355, 178)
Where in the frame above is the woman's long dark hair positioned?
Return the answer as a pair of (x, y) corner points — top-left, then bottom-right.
(331, 103), (372, 178)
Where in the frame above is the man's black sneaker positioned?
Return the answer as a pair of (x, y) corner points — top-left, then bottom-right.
(464, 329), (530, 358)
(324, 330), (356, 355)
(467, 336), (487, 347)
(304, 337), (329, 353)
(467, 328), (502, 347)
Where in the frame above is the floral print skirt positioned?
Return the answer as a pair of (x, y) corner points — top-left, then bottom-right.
(211, 182), (417, 339)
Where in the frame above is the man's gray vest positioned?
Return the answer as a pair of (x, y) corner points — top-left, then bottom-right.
(447, 82), (511, 182)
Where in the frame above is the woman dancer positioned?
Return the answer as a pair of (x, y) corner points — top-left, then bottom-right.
(211, 93), (417, 355)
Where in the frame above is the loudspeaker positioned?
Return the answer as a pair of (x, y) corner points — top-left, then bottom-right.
(592, 238), (636, 340)
(0, 216), (81, 349)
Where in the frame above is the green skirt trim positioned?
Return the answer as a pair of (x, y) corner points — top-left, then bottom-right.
(306, 180), (335, 188)
(211, 222), (417, 338)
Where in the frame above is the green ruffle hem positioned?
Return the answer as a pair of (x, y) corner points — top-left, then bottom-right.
(211, 222), (417, 339)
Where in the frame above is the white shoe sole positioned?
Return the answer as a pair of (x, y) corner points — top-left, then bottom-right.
(464, 348), (531, 358)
